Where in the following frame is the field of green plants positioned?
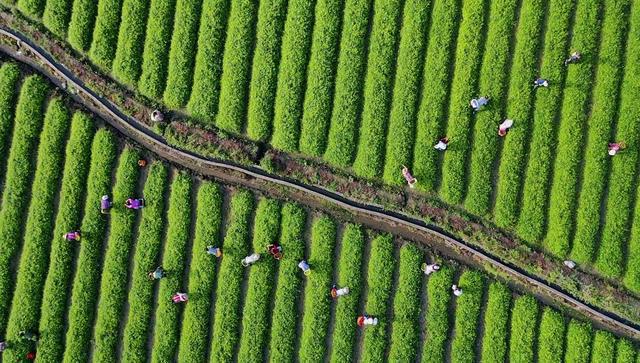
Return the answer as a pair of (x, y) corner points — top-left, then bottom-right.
(0, 61), (638, 361)
(4, 0), (640, 290)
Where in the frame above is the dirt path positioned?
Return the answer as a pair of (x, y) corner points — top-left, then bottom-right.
(2, 29), (640, 342)
(444, 268), (461, 363)
(415, 250), (431, 363)
(114, 156), (149, 362)
(352, 232), (373, 362)
(323, 223), (344, 362)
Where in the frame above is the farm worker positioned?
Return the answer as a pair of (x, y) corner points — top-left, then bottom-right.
(470, 96), (489, 112)
(452, 284), (463, 297)
(26, 351), (36, 360)
(564, 260), (576, 269)
(564, 51), (582, 66)
(330, 285), (350, 299)
(148, 266), (166, 280)
(101, 195), (111, 214)
(241, 253), (261, 267)
(533, 78), (549, 89)
(172, 292), (188, 303)
(402, 166), (417, 188)
(62, 231), (81, 242)
(138, 159), (147, 167)
(266, 243), (283, 260)
(206, 246), (222, 257)
(498, 119), (514, 137)
(421, 263), (440, 275)
(357, 315), (378, 327)
(298, 260), (311, 275)
(125, 198), (145, 209)
(608, 142), (625, 156)
(0, 340), (7, 352)
(151, 110), (164, 123)
(434, 137), (449, 151)
(18, 331), (38, 342)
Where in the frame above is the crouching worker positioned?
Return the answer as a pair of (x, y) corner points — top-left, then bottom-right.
(357, 315), (378, 327)
(498, 119), (514, 137)
(125, 198), (145, 210)
(401, 165), (417, 188)
(470, 97), (489, 112)
(564, 51), (582, 66)
(206, 245), (222, 257)
(298, 260), (311, 275)
(63, 230), (81, 242)
(421, 263), (440, 275)
(434, 137), (449, 151)
(608, 142), (626, 156)
(266, 243), (283, 260)
(101, 195), (111, 214)
(18, 330), (38, 342)
(148, 266), (166, 280)
(533, 78), (549, 89)
(330, 285), (350, 299)
(241, 253), (261, 267)
(172, 292), (188, 304)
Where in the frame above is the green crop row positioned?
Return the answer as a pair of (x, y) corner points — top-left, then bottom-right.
(438, 0), (486, 204)
(564, 320), (593, 363)
(352, 0), (402, 179)
(0, 63), (20, 187)
(388, 244), (423, 362)
(162, 0), (203, 108)
(598, 4), (640, 279)
(3, 99), (70, 362)
(516, 0), (575, 243)
(329, 224), (365, 363)
(421, 265), (453, 362)
(176, 182), (223, 363)
(120, 162), (168, 363)
(237, 198), (281, 362)
(299, 216), (337, 362)
(323, 0), (372, 167)
(508, 295), (539, 363)
(150, 173), (192, 363)
(112, 0), (150, 85)
(66, 0), (98, 51)
(616, 339), (636, 363)
(537, 308), (566, 363)
(209, 189), (254, 362)
(411, 0), (459, 192)
(360, 234), (394, 362)
(138, 0), (176, 98)
(215, 0), (258, 133)
(571, 0), (629, 264)
(0, 75), (48, 334)
(450, 270), (484, 363)
(492, 0), (545, 227)
(298, 0), (343, 156)
(480, 283), (511, 363)
(17, 0), (44, 18)
(88, 0), (123, 70)
(61, 129), (117, 363)
(463, 0), (518, 216)
(245, 0), (287, 141)
(42, 0), (73, 37)
(591, 330), (617, 362)
(270, 0), (315, 152)
(268, 203), (306, 362)
(544, 0), (602, 257)
(93, 148), (141, 363)
(382, 0), (430, 185)
(35, 119), (97, 362)
(186, 0), (230, 120)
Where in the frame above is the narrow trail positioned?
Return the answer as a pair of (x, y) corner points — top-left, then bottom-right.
(323, 223), (344, 362)
(115, 156), (149, 362)
(383, 240), (402, 359)
(292, 211), (314, 362)
(415, 250), (432, 363)
(1, 27), (640, 342)
(474, 282), (490, 361)
(352, 233), (373, 363)
(145, 168), (175, 357)
(444, 268), (462, 363)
